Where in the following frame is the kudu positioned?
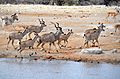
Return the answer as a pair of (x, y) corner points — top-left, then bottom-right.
(1, 13), (19, 28)
(58, 29), (73, 48)
(37, 22), (64, 52)
(106, 8), (120, 19)
(114, 24), (120, 32)
(83, 23), (106, 47)
(17, 33), (40, 53)
(7, 28), (28, 49)
(26, 18), (46, 39)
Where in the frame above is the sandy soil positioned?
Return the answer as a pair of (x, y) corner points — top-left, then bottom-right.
(0, 5), (120, 64)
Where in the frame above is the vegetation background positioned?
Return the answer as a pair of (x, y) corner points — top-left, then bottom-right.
(0, 0), (120, 6)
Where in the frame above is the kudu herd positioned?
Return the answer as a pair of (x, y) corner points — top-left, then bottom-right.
(0, 7), (120, 57)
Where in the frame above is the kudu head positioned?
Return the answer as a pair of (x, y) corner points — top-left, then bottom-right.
(98, 23), (106, 31)
(68, 29), (73, 34)
(11, 13), (19, 21)
(38, 18), (46, 27)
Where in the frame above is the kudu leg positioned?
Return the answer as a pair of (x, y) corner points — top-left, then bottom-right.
(58, 41), (62, 49)
(19, 40), (21, 45)
(64, 40), (68, 47)
(95, 39), (100, 47)
(16, 47), (23, 59)
(12, 40), (15, 49)
(115, 28), (117, 32)
(52, 42), (58, 52)
(84, 40), (89, 48)
(6, 39), (11, 49)
(37, 40), (41, 48)
(41, 43), (46, 52)
(19, 50), (23, 59)
(49, 43), (52, 50)
(37, 43), (41, 48)
(28, 32), (32, 39)
(91, 40), (95, 47)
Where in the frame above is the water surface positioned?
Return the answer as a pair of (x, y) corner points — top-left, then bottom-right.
(0, 58), (120, 79)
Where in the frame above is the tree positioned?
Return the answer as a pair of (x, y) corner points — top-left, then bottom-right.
(104, 0), (110, 6)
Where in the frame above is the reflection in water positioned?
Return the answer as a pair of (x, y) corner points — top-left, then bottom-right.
(0, 58), (120, 79)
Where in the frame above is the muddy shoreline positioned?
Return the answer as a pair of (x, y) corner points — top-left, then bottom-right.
(0, 49), (120, 64)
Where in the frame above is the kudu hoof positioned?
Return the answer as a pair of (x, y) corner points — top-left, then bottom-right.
(56, 50), (59, 52)
(48, 51), (51, 53)
(21, 57), (23, 59)
(61, 45), (64, 47)
(91, 45), (95, 47)
(44, 50), (47, 52)
(14, 47), (17, 50)
(15, 55), (17, 58)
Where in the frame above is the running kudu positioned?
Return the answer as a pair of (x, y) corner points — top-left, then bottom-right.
(17, 33), (40, 53)
(26, 18), (46, 39)
(83, 23), (106, 47)
(7, 28), (29, 49)
(58, 29), (73, 48)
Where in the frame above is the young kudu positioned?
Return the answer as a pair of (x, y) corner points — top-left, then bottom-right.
(58, 29), (73, 48)
(17, 33), (40, 53)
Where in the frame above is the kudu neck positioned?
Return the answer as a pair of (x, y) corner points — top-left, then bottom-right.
(12, 17), (16, 22)
(55, 30), (62, 40)
(67, 32), (72, 37)
(22, 30), (28, 36)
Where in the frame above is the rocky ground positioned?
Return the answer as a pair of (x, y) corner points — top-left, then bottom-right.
(0, 5), (120, 64)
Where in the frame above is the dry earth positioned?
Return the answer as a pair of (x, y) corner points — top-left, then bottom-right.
(0, 5), (120, 64)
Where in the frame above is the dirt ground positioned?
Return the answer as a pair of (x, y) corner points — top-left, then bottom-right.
(0, 5), (120, 64)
